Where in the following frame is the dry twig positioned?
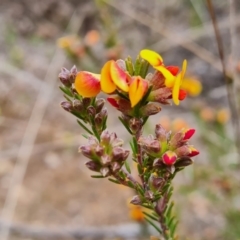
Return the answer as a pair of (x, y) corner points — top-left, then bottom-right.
(206, 0), (240, 161)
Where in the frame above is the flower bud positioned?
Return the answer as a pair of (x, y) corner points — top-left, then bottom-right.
(87, 136), (99, 148)
(100, 130), (111, 145)
(85, 161), (100, 172)
(100, 154), (112, 165)
(148, 140), (161, 153)
(153, 158), (165, 168)
(95, 109), (107, 128)
(99, 107), (108, 119)
(73, 99), (83, 111)
(140, 103), (161, 116)
(147, 88), (172, 103)
(149, 174), (165, 192)
(155, 124), (167, 142)
(155, 196), (167, 215)
(107, 96), (120, 108)
(95, 145), (104, 156)
(60, 101), (73, 112)
(169, 131), (185, 149)
(95, 98), (105, 113)
(111, 162), (121, 172)
(188, 146), (199, 157)
(112, 147), (129, 162)
(118, 98), (133, 116)
(100, 167), (110, 177)
(144, 190), (154, 200)
(129, 118), (142, 134)
(87, 106), (96, 118)
(140, 137), (161, 157)
(59, 67), (71, 86)
(175, 157), (193, 168)
(175, 145), (191, 157)
(162, 151), (177, 166)
(79, 145), (93, 159)
(138, 135), (153, 147)
(82, 97), (91, 107)
(183, 128), (195, 140)
(110, 133), (124, 147)
(69, 65), (77, 83)
(130, 195), (142, 205)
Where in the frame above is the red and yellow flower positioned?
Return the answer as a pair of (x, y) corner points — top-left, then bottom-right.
(74, 49), (191, 111)
(75, 60), (148, 108)
(140, 49), (187, 105)
(75, 71), (101, 97)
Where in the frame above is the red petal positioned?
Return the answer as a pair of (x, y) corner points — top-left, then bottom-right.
(188, 146), (199, 157)
(183, 129), (195, 140)
(162, 151), (177, 166)
(107, 97), (119, 108)
(188, 149), (199, 157)
(166, 66), (179, 76)
(178, 89), (187, 100)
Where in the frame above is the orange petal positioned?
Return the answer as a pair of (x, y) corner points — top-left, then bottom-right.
(155, 65), (175, 87)
(75, 71), (101, 97)
(110, 61), (129, 92)
(140, 49), (163, 67)
(100, 61), (117, 93)
(129, 76), (148, 107)
(172, 74), (181, 105)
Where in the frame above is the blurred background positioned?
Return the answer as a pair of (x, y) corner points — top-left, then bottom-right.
(0, 0), (240, 239)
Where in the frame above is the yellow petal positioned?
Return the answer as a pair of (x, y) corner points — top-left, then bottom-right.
(140, 49), (163, 67)
(181, 59), (187, 83)
(129, 76), (148, 107)
(110, 61), (129, 92)
(172, 74), (181, 105)
(181, 77), (202, 96)
(154, 65), (175, 87)
(75, 71), (101, 97)
(100, 61), (117, 93)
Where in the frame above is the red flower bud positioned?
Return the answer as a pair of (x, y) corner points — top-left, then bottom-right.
(188, 146), (199, 157)
(183, 128), (195, 140)
(162, 151), (177, 166)
(107, 97), (119, 108)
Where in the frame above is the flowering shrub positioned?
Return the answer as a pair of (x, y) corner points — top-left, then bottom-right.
(58, 49), (199, 240)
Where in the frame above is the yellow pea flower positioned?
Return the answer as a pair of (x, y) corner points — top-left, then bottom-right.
(181, 77), (202, 96)
(100, 60), (129, 93)
(140, 49), (188, 105)
(129, 76), (148, 107)
(74, 71), (101, 97)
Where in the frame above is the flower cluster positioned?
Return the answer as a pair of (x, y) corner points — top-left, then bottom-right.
(139, 124), (199, 169)
(72, 49), (188, 120)
(58, 48), (200, 240)
(79, 130), (129, 177)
